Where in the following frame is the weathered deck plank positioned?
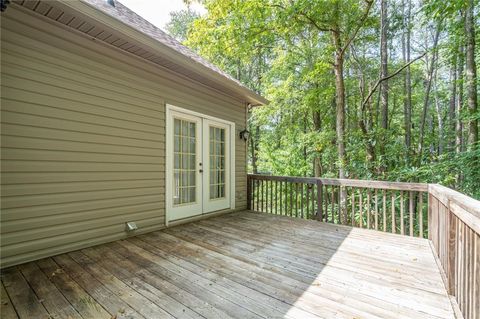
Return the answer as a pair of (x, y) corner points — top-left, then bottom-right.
(1, 211), (456, 319)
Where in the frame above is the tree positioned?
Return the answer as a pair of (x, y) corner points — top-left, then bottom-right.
(464, 0), (478, 148)
(180, 0), (480, 199)
(165, 9), (200, 42)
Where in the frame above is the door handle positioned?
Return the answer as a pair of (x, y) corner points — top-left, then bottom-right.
(199, 169), (203, 173)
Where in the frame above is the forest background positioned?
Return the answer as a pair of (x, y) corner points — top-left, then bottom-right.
(166, 0), (480, 199)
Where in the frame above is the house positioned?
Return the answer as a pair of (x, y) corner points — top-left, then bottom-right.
(1, 1), (478, 319)
(0, 0), (266, 268)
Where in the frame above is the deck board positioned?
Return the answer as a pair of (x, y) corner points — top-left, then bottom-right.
(0, 211), (456, 319)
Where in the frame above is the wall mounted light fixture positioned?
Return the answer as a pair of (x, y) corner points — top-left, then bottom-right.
(239, 129), (250, 141)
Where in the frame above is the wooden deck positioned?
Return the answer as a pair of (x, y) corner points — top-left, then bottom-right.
(1, 211), (456, 319)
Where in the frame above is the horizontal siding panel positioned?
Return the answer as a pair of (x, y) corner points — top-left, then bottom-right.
(1, 114), (164, 146)
(1, 89), (164, 135)
(2, 194), (164, 222)
(2, 180), (163, 197)
(1, 202), (164, 233)
(1, 22), (246, 120)
(1, 216), (165, 261)
(1, 186), (163, 209)
(1, 148), (163, 165)
(0, 222), (165, 268)
(2, 67), (164, 126)
(2, 52), (167, 115)
(1, 209), (164, 246)
(1, 160), (163, 173)
(2, 171), (164, 185)
(1, 135), (164, 156)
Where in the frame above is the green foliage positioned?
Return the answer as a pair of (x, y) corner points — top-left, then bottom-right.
(174, 0), (480, 199)
(165, 9), (200, 43)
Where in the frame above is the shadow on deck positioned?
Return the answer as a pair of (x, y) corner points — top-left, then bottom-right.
(1, 211), (455, 319)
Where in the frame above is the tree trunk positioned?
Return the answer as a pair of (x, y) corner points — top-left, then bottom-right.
(402, 0), (412, 155)
(433, 71), (444, 155)
(332, 31), (346, 180)
(418, 23), (441, 161)
(449, 54), (457, 151)
(456, 43), (464, 154)
(380, 0), (389, 131)
(313, 110), (323, 177)
(465, 0), (478, 148)
(332, 29), (347, 224)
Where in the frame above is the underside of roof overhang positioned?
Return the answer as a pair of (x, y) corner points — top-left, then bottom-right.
(8, 0), (268, 106)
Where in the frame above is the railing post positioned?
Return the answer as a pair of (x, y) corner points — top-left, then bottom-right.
(316, 179), (323, 221)
(247, 175), (251, 210)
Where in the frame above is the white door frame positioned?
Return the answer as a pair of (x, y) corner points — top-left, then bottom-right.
(165, 104), (236, 225)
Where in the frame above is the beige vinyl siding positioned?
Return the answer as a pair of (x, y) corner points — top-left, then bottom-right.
(0, 7), (248, 268)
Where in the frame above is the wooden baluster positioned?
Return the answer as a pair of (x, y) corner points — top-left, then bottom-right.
(268, 180), (271, 214)
(306, 184), (310, 219)
(300, 183), (304, 219)
(322, 185), (328, 223)
(367, 189), (371, 229)
(278, 181), (284, 215)
(260, 180), (265, 212)
(409, 191), (414, 236)
(256, 179), (260, 212)
(285, 181), (288, 216)
(265, 180), (269, 213)
(316, 181), (322, 221)
(375, 189), (379, 230)
(275, 181), (278, 215)
(295, 183), (299, 217)
(400, 191), (404, 235)
(383, 189), (387, 232)
(290, 182), (293, 217)
(270, 180), (274, 214)
(391, 192), (396, 233)
(331, 186), (335, 224)
(351, 189), (355, 226)
(359, 189), (363, 228)
(419, 192), (423, 238)
(247, 176), (251, 210)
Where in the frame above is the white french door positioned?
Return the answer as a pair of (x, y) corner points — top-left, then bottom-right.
(166, 105), (234, 223)
(203, 119), (230, 212)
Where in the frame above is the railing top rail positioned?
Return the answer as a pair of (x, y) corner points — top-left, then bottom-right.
(248, 174), (318, 184)
(429, 183), (480, 234)
(248, 174), (428, 191)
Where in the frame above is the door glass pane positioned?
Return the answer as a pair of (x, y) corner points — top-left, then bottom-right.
(173, 118), (196, 205)
(209, 126), (226, 200)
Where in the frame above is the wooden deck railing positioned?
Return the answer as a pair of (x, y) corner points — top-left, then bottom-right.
(246, 174), (480, 319)
(247, 174), (428, 237)
(428, 184), (479, 319)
